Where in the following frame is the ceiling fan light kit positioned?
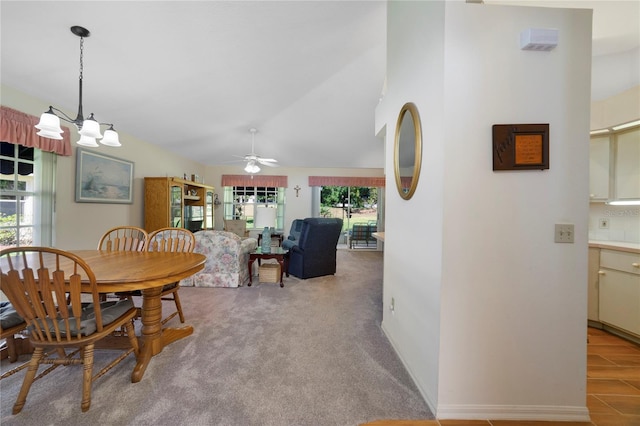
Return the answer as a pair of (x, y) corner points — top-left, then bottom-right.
(35, 25), (121, 147)
(244, 160), (261, 174)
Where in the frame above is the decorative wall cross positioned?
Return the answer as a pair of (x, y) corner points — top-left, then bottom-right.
(294, 185), (301, 197)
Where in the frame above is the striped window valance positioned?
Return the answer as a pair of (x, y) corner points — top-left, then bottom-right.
(1, 106), (72, 156)
(308, 176), (386, 187)
(221, 174), (288, 188)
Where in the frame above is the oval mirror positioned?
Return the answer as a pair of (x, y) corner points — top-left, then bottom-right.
(394, 102), (422, 200)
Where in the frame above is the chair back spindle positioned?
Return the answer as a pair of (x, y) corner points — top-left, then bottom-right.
(147, 228), (195, 253)
(98, 226), (148, 252)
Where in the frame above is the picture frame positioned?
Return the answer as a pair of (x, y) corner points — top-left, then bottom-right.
(492, 124), (549, 171)
(75, 148), (134, 203)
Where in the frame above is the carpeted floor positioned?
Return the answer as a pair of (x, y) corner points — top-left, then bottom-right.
(0, 249), (433, 425)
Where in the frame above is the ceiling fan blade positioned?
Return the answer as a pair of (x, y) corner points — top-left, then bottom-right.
(231, 129), (279, 167)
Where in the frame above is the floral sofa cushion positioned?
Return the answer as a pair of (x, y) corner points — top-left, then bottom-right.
(180, 231), (257, 288)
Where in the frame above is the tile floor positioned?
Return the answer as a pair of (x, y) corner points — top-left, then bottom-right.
(363, 327), (640, 426)
(585, 326), (640, 425)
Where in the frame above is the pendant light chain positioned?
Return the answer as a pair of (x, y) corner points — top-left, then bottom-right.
(79, 36), (84, 81)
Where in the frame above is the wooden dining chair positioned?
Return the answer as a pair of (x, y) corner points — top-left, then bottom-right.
(223, 219), (250, 238)
(0, 246), (140, 414)
(120, 227), (195, 325)
(97, 226), (148, 252)
(97, 226), (148, 302)
(0, 302), (30, 380)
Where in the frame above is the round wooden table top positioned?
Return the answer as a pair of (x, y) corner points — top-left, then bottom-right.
(2, 250), (206, 293)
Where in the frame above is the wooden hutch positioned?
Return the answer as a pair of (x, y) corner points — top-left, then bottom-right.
(144, 177), (215, 233)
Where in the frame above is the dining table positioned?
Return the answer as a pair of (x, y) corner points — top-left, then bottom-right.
(1, 249), (206, 383)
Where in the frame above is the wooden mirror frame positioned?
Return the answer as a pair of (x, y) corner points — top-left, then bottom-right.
(393, 102), (422, 200)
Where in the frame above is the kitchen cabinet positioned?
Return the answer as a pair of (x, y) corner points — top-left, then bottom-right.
(144, 177), (215, 233)
(598, 248), (640, 337)
(590, 126), (639, 203)
(614, 128), (640, 201)
(589, 135), (610, 201)
(587, 247), (600, 322)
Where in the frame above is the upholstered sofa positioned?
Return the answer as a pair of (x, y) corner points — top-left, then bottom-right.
(179, 231), (257, 288)
(288, 218), (343, 279)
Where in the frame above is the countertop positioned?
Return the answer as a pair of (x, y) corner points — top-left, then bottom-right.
(372, 232), (385, 242)
(589, 240), (640, 254)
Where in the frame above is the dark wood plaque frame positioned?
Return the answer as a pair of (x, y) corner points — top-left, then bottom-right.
(492, 124), (549, 171)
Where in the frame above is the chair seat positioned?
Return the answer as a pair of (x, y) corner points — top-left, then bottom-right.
(28, 299), (135, 339)
(1, 301), (26, 329)
(1, 301), (31, 377)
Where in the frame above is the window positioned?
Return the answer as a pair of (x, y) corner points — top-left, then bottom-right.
(319, 186), (379, 231)
(0, 142), (55, 248)
(223, 186), (285, 230)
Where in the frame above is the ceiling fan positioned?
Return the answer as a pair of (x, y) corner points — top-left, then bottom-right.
(236, 128), (279, 174)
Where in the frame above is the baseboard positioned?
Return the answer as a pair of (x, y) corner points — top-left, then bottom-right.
(380, 321), (437, 415)
(589, 320), (640, 345)
(602, 323), (640, 345)
(436, 404), (590, 421)
(381, 322), (591, 423)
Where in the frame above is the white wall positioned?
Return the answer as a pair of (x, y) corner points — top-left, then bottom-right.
(377, 1), (591, 420)
(2, 84), (383, 249)
(377, 0), (447, 411)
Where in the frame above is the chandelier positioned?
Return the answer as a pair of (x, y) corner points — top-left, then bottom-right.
(35, 26), (120, 147)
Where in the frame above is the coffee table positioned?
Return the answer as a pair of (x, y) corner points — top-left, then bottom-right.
(248, 247), (289, 287)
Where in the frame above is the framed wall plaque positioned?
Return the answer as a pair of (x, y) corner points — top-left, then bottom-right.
(492, 124), (549, 171)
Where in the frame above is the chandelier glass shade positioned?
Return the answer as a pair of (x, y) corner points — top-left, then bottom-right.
(34, 26), (120, 147)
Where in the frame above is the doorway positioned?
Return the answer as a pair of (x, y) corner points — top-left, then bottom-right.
(319, 186), (382, 249)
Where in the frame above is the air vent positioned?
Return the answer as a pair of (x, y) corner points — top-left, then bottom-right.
(520, 28), (558, 51)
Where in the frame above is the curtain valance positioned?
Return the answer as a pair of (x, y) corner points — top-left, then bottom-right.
(221, 174), (288, 188)
(1, 106), (72, 156)
(308, 176), (386, 187)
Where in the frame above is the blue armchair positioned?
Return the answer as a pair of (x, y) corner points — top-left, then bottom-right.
(282, 219), (304, 250)
(287, 218), (343, 279)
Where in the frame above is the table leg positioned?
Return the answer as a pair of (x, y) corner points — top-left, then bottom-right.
(248, 258), (256, 286)
(131, 286), (193, 383)
(277, 258), (285, 287)
(284, 253), (290, 278)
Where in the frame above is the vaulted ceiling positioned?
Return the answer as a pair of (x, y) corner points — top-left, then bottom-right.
(1, 1), (637, 170)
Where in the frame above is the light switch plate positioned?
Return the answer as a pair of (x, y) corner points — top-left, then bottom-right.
(554, 224), (574, 243)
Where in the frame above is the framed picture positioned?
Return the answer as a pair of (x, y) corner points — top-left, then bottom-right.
(492, 124), (549, 171)
(75, 148), (134, 203)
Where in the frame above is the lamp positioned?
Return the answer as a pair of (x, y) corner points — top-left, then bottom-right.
(244, 160), (260, 174)
(255, 205), (277, 229)
(213, 194), (221, 206)
(35, 26), (121, 147)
